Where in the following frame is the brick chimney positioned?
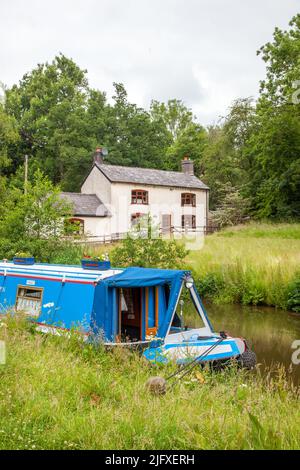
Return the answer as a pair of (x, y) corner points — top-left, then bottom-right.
(181, 156), (194, 176)
(93, 147), (104, 165)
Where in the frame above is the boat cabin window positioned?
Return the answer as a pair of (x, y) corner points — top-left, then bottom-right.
(15, 286), (43, 317)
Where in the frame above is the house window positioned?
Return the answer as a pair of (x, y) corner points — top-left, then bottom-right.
(131, 213), (145, 227)
(15, 286), (43, 317)
(181, 193), (196, 207)
(68, 218), (84, 235)
(131, 190), (149, 205)
(182, 215), (196, 230)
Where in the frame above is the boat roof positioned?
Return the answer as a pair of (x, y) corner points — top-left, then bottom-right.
(0, 262), (189, 286)
(0, 262), (123, 284)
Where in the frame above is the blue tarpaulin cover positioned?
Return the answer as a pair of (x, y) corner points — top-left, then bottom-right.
(103, 267), (189, 287)
(93, 267), (190, 340)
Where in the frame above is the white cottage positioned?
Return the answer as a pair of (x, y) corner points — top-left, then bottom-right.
(61, 149), (209, 240)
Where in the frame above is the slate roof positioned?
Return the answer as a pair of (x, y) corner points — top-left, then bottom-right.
(60, 192), (110, 217)
(95, 163), (209, 190)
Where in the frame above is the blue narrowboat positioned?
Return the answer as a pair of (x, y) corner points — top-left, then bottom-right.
(0, 261), (256, 367)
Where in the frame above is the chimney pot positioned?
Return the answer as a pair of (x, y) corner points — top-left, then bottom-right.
(93, 147), (104, 165)
(181, 156), (194, 176)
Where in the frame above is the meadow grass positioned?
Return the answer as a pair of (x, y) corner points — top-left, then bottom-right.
(186, 223), (300, 309)
(0, 314), (299, 450)
(216, 222), (300, 239)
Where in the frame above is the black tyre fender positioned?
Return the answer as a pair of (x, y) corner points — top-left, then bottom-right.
(237, 349), (257, 370)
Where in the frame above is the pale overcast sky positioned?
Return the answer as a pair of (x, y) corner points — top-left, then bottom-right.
(0, 0), (299, 124)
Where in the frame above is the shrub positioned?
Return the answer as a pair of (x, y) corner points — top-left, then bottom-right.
(110, 217), (188, 269)
(286, 274), (300, 313)
(210, 184), (250, 228)
(194, 272), (225, 299)
(111, 236), (188, 269)
(0, 238), (82, 264)
(241, 268), (266, 305)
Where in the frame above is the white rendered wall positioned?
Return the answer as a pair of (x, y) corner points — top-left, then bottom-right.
(79, 217), (111, 238)
(81, 166), (111, 206)
(110, 183), (208, 235)
(80, 166), (208, 237)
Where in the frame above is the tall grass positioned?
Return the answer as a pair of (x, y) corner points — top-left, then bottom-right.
(218, 222), (300, 239)
(186, 223), (300, 310)
(0, 314), (299, 450)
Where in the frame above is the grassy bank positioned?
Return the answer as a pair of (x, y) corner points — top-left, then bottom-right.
(186, 223), (300, 311)
(0, 314), (299, 450)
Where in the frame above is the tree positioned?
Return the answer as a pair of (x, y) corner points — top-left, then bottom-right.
(0, 105), (19, 201)
(0, 169), (71, 241)
(5, 54), (96, 190)
(210, 183), (250, 227)
(165, 123), (207, 173)
(244, 15), (300, 218)
(201, 120), (246, 211)
(150, 99), (194, 141)
(150, 99), (207, 171)
(102, 83), (170, 169)
(258, 15), (300, 107)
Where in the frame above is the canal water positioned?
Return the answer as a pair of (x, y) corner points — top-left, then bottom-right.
(184, 301), (300, 384)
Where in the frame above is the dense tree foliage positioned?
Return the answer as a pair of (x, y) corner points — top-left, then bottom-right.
(0, 15), (300, 221)
(0, 169), (71, 240)
(235, 14), (300, 219)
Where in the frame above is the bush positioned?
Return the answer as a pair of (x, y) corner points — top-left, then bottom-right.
(194, 272), (225, 299)
(110, 217), (188, 269)
(111, 236), (188, 269)
(0, 238), (82, 264)
(210, 183), (250, 228)
(286, 274), (300, 313)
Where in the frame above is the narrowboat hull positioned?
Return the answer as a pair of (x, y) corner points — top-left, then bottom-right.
(143, 329), (246, 365)
(0, 261), (256, 369)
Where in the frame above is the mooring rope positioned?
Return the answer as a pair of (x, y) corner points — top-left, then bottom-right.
(166, 335), (226, 387)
